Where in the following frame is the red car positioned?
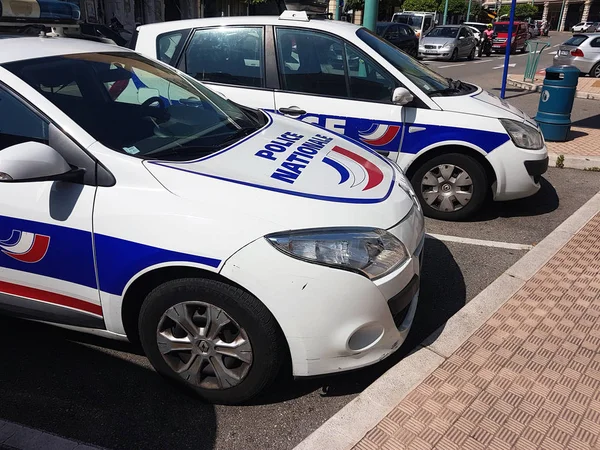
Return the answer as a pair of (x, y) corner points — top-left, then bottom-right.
(492, 21), (529, 53)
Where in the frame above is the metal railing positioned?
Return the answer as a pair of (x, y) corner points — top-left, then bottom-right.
(523, 40), (551, 82)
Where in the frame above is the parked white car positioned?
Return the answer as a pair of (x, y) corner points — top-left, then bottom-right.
(572, 21), (595, 32)
(134, 12), (549, 221)
(0, 35), (424, 404)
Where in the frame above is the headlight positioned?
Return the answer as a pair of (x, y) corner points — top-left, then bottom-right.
(500, 119), (544, 150)
(266, 228), (409, 280)
(511, 36), (515, 44)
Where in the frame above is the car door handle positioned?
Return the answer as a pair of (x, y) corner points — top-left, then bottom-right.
(278, 107), (306, 116)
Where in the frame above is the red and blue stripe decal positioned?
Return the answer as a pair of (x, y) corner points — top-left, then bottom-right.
(0, 215), (222, 319)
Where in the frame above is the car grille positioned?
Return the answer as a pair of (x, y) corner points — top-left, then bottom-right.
(424, 45), (437, 49)
(494, 38), (506, 43)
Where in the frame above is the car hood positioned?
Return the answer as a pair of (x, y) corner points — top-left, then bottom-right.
(421, 37), (457, 46)
(143, 112), (416, 233)
(433, 87), (538, 126)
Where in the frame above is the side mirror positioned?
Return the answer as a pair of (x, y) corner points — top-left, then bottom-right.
(0, 142), (84, 183)
(392, 87), (414, 106)
(459, 36), (465, 40)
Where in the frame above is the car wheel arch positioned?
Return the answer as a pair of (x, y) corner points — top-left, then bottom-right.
(120, 265), (291, 365)
(404, 144), (497, 188)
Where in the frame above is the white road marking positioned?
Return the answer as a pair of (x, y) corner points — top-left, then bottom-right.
(553, 44), (560, 48)
(437, 63), (466, 68)
(548, 51), (557, 55)
(426, 233), (534, 250)
(493, 63), (517, 69)
(474, 60), (492, 63)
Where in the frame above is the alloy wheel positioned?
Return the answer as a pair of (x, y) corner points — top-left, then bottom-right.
(420, 164), (473, 212)
(156, 301), (253, 390)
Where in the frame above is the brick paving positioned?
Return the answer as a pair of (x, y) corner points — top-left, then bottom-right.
(354, 213), (600, 450)
(546, 126), (600, 158)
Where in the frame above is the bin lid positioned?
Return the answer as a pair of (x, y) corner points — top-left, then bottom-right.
(545, 65), (580, 86)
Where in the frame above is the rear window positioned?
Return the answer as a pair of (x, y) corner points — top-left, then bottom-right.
(157, 31), (184, 64)
(564, 35), (588, 46)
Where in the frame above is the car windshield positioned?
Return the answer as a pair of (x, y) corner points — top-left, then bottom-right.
(493, 24), (511, 33)
(393, 14), (423, 29)
(3, 52), (264, 160)
(357, 28), (450, 94)
(426, 27), (459, 38)
(564, 35), (588, 46)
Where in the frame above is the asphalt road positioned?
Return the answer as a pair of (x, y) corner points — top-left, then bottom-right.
(2, 168), (600, 450)
(2, 31), (600, 450)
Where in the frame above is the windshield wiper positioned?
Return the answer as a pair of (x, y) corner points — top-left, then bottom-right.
(446, 77), (464, 90)
(146, 126), (258, 160)
(427, 86), (460, 97)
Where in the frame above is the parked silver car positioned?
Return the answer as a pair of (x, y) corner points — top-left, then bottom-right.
(554, 33), (600, 77)
(418, 25), (478, 61)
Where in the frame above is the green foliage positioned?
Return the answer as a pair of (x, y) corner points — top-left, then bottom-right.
(401, 0), (440, 12)
(556, 154), (565, 168)
(498, 3), (538, 19)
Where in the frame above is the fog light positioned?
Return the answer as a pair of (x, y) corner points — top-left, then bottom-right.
(347, 323), (384, 352)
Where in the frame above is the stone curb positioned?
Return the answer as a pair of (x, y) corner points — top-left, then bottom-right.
(0, 419), (105, 450)
(548, 151), (600, 171)
(507, 77), (600, 101)
(293, 191), (600, 450)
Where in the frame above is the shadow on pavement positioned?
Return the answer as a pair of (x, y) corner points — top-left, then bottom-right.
(0, 316), (217, 450)
(572, 114), (600, 129)
(250, 238), (466, 401)
(468, 177), (558, 221)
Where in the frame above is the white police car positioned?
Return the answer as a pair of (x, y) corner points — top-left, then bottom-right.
(133, 12), (549, 221)
(0, 35), (424, 404)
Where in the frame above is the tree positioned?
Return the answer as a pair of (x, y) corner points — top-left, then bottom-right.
(401, 0), (440, 12)
(498, 3), (538, 19)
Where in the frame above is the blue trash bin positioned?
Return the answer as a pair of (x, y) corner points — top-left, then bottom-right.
(534, 65), (579, 142)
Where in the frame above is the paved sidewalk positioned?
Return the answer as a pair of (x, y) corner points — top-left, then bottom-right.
(507, 74), (600, 101)
(354, 213), (600, 450)
(546, 126), (600, 170)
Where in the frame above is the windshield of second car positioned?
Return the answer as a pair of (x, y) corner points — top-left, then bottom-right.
(426, 27), (459, 38)
(3, 52), (264, 160)
(493, 24), (511, 33)
(357, 28), (450, 94)
(393, 14), (423, 30)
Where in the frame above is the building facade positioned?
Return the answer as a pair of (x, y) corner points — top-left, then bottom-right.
(481, 0), (599, 31)
(85, 0), (250, 34)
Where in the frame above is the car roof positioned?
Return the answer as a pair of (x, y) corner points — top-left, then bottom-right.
(137, 15), (361, 36)
(433, 24), (462, 27)
(0, 36), (129, 64)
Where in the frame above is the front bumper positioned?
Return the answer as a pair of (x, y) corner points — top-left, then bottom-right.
(487, 139), (548, 202)
(418, 47), (454, 59)
(220, 206), (425, 377)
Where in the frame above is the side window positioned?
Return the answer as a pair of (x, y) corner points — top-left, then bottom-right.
(276, 28), (348, 98)
(157, 31), (184, 65)
(0, 87), (49, 150)
(398, 26), (409, 36)
(423, 17), (432, 30)
(183, 27), (265, 88)
(459, 28), (468, 38)
(591, 38), (600, 48)
(345, 44), (396, 102)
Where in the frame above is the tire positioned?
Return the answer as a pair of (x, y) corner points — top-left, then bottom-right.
(478, 45), (483, 57)
(591, 62), (600, 78)
(410, 153), (488, 221)
(450, 49), (458, 61)
(139, 278), (286, 404)
(468, 46), (476, 60)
